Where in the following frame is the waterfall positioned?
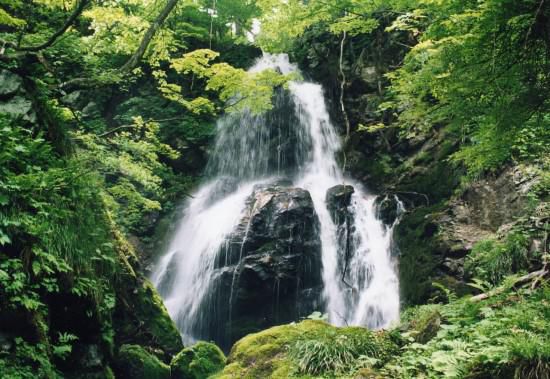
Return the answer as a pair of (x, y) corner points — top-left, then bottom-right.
(151, 53), (400, 348)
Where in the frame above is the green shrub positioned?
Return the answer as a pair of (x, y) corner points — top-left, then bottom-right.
(465, 232), (531, 286)
(288, 326), (400, 376)
(171, 341), (226, 379)
(507, 333), (550, 379)
(0, 337), (61, 379)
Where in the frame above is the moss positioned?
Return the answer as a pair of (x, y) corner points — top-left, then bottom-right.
(114, 267), (183, 357)
(395, 204), (444, 305)
(171, 341), (226, 379)
(400, 159), (459, 204)
(115, 344), (170, 379)
(347, 151), (395, 191)
(403, 305), (442, 344)
(213, 320), (401, 379)
(141, 279), (184, 354)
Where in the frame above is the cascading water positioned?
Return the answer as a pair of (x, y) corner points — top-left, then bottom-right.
(151, 54), (401, 348)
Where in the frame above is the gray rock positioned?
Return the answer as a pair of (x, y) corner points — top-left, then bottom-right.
(61, 90), (84, 108)
(441, 257), (465, 278)
(0, 96), (36, 123)
(0, 70), (23, 97)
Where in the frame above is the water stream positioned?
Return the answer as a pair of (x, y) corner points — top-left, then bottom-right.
(151, 54), (400, 346)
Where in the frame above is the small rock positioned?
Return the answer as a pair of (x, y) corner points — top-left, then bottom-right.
(76, 344), (103, 369)
(326, 184), (355, 225)
(375, 195), (401, 225)
(0, 332), (13, 352)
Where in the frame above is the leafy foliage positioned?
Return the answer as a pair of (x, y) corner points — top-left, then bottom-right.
(258, 0), (550, 178)
(465, 232), (532, 286)
(0, 112), (118, 376)
(381, 285), (550, 379)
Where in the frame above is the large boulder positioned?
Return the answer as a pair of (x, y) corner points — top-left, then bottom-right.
(192, 183), (324, 349)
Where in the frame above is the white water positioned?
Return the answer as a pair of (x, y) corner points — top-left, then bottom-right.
(152, 54), (400, 344)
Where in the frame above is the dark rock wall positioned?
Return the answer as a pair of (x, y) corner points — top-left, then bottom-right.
(189, 183), (324, 350)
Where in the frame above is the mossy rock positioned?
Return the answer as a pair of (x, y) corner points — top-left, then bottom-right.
(114, 274), (183, 357)
(409, 309), (441, 344)
(213, 320), (400, 379)
(213, 321), (323, 379)
(115, 344), (170, 379)
(395, 204), (445, 305)
(171, 341), (226, 379)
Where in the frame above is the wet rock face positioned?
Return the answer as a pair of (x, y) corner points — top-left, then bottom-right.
(375, 195), (404, 225)
(195, 183), (324, 350)
(326, 185), (355, 225)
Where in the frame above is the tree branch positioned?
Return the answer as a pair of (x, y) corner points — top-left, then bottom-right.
(59, 0), (180, 90)
(18, 0), (91, 52)
(470, 265), (549, 302)
(120, 0), (180, 73)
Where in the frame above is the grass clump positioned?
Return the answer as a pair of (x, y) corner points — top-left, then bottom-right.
(507, 333), (550, 379)
(289, 326), (400, 376)
(465, 232), (532, 286)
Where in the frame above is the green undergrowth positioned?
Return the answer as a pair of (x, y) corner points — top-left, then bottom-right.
(0, 95), (182, 375)
(385, 284), (550, 379)
(214, 320), (402, 379)
(465, 232), (532, 287)
(0, 115), (119, 377)
(216, 283), (550, 379)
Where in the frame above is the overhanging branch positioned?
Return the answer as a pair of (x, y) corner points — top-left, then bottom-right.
(18, 0), (91, 52)
(120, 0), (180, 73)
